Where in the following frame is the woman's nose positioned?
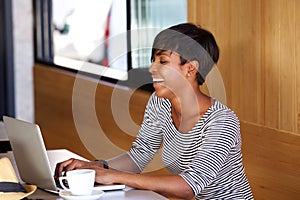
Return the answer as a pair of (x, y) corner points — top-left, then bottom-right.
(149, 63), (156, 73)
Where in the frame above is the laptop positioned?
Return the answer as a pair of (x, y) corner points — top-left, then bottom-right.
(3, 116), (125, 193)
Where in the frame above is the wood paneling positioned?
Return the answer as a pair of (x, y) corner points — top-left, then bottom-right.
(297, 0), (300, 134)
(188, 0), (300, 134)
(241, 121), (300, 200)
(262, 0), (280, 129)
(279, 0), (297, 132)
(34, 65), (94, 159)
(34, 64), (150, 159)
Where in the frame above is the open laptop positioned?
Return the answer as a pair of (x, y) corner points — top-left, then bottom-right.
(3, 116), (125, 193)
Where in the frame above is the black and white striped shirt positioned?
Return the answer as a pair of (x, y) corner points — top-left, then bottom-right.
(128, 93), (253, 199)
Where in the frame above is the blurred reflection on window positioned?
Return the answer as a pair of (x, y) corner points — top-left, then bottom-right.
(53, 0), (127, 74)
(49, 0), (186, 80)
(131, 0), (187, 69)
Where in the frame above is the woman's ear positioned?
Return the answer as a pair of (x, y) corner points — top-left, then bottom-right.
(188, 60), (199, 75)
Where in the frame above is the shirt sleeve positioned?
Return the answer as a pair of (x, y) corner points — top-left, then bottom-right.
(128, 93), (164, 171)
(179, 108), (241, 195)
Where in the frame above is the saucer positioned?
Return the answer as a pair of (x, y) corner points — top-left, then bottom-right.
(59, 190), (105, 200)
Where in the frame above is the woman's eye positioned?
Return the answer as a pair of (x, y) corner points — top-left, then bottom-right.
(160, 60), (167, 64)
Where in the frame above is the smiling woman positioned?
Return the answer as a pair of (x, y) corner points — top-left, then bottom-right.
(54, 23), (254, 200)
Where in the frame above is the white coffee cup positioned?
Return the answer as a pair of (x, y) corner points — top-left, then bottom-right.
(59, 169), (95, 196)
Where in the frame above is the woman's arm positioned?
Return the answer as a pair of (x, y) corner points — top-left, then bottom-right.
(107, 153), (140, 173)
(54, 152), (140, 179)
(118, 173), (194, 199)
(92, 166), (194, 200)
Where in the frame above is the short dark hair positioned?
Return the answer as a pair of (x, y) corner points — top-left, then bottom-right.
(151, 23), (219, 85)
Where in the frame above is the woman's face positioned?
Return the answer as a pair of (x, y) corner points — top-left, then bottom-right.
(149, 50), (190, 99)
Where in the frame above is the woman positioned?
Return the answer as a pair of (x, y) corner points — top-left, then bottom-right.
(55, 23), (253, 199)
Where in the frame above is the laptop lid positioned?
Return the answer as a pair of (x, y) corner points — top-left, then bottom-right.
(3, 116), (126, 192)
(3, 116), (58, 192)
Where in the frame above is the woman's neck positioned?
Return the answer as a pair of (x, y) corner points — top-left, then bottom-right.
(170, 89), (212, 133)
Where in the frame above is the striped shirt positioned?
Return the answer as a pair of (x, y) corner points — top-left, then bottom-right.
(128, 93), (253, 199)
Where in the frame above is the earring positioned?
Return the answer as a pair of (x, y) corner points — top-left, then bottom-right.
(187, 73), (191, 77)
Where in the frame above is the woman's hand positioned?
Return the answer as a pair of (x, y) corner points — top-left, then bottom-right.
(54, 158), (104, 179)
(83, 165), (118, 185)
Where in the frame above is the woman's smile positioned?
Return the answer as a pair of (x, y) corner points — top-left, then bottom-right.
(152, 78), (165, 83)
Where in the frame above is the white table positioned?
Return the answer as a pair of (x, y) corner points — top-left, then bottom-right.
(0, 150), (168, 200)
(25, 188), (167, 200)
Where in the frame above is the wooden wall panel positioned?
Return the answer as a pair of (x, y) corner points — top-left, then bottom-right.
(297, 0), (300, 134)
(214, 1), (232, 106)
(187, 0), (197, 22)
(34, 65), (95, 160)
(241, 121), (300, 199)
(188, 0), (300, 133)
(237, 0), (262, 124)
(34, 64), (148, 159)
(279, 0), (297, 132)
(261, 0), (280, 129)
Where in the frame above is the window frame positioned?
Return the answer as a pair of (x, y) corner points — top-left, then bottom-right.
(0, 0), (15, 119)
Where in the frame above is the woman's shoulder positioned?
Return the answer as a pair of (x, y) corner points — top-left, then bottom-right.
(209, 99), (239, 120)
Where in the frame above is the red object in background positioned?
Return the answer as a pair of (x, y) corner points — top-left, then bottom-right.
(101, 8), (111, 67)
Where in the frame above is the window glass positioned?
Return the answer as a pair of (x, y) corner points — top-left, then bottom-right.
(39, 0), (187, 81)
(131, 0), (187, 69)
(52, 0), (128, 80)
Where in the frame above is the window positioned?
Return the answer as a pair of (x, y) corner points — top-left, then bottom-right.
(34, 0), (187, 87)
(0, 0), (15, 119)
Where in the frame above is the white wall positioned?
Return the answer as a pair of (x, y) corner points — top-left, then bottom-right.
(12, 0), (34, 122)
